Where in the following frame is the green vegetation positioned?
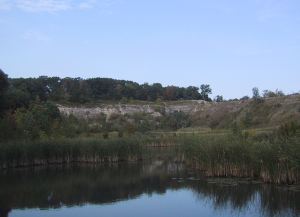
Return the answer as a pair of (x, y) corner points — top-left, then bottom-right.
(0, 70), (209, 141)
(0, 137), (143, 168)
(0, 127), (299, 184)
(0, 69), (300, 184)
(180, 126), (300, 184)
(0, 134), (182, 169)
(6, 74), (213, 104)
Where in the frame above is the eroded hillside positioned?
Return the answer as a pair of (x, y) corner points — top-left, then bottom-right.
(58, 94), (300, 129)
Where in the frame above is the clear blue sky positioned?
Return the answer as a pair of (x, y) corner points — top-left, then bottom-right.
(0, 0), (299, 99)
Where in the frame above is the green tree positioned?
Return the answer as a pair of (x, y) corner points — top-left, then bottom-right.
(185, 86), (201, 99)
(0, 69), (9, 115)
(252, 87), (264, 103)
(252, 87), (260, 99)
(0, 114), (16, 141)
(163, 86), (178, 100)
(263, 89), (285, 98)
(162, 111), (191, 130)
(0, 69), (9, 95)
(214, 95), (224, 102)
(15, 102), (61, 139)
(15, 108), (40, 139)
(240, 96), (250, 101)
(200, 84), (212, 101)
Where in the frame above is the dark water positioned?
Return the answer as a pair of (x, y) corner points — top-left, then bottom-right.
(0, 162), (299, 217)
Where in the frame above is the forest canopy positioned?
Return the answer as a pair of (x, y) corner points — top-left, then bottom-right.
(6, 75), (212, 105)
(0, 70), (212, 141)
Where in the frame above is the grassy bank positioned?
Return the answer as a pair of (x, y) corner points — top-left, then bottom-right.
(0, 129), (299, 184)
(0, 137), (144, 168)
(0, 135), (182, 169)
(180, 132), (300, 184)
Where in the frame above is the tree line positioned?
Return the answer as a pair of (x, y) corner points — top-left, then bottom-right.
(0, 70), (200, 141)
(3, 72), (213, 108)
(0, 69), (291, 142)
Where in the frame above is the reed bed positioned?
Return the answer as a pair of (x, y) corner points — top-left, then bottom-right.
(0, 137), (147, 168)
(179, 134), (300, 184)
(0, 131), (299, 184)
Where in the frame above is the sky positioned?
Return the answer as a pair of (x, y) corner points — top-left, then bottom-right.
(0, 0), (300, 99)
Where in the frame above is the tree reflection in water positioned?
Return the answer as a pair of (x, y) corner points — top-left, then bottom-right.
(0, 162), (299, 217)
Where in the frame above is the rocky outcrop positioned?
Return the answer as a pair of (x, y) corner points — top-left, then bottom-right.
(57, 100), (209, 120)
(57, 94), (300, 128)
(58, 104), (160, 119)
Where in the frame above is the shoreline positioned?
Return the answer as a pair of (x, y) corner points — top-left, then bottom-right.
(0, 133), (299, 185)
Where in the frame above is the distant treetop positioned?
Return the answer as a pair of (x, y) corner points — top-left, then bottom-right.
(8, 75), (213, 104)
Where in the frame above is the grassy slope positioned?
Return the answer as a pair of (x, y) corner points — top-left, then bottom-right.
(56, 94), (300, 129)
(190, 94), (300, 129)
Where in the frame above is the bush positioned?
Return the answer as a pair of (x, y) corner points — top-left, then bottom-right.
(277, 122), (298, 139)
(103, 132), (109, 139)
(161, 111), (191, 130)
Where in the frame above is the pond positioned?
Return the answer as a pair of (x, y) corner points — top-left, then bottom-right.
(0, 162), (299, 217)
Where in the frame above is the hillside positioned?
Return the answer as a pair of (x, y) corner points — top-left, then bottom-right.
(58, 94), (300, 130)
(1, 71), (299, 139)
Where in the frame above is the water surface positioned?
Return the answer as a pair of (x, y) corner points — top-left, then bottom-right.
(0, 162), (299, 217)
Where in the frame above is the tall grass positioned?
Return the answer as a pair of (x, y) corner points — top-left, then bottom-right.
(179, 133), (300, 184)
(0, 129), (299, 184)
(0, 134), (183, 169)
(0, 137), (146, 168)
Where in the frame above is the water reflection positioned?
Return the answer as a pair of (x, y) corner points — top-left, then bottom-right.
(0, 162), (299, 217)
